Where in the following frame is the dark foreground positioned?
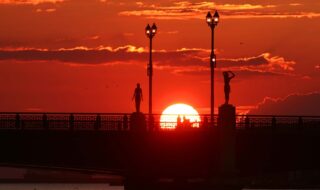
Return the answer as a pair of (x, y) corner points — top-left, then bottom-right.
(1, 126), (320, 189)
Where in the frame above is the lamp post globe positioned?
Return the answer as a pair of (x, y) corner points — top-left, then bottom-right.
(151, 23), (157, 35)
(145, 24), (151, 35)
(213, 10), (220, 25)
(206, 12), (212, 24)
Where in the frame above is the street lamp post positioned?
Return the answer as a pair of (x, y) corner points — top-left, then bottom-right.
(206, 10), (219, 127)
(145, 23), (157, 115)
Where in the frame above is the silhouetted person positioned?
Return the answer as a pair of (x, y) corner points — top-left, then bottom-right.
(123, 114), (128, 130)
(185, 118), (191, 128)
(15, 113), (20, 129)
(95, 114), (101, 130)
(177, 115), (182, 128)
(132, 83), (143, 113)
(223, 71), (235, 104)
(42, 114), (48, 129)
(182, 116), (191, 128)
(69, 114), (74, 130)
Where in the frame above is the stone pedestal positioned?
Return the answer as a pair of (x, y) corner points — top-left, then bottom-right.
(218, 104), (236, 129)
(130, 112), (146, 132)
(218, 104), (236, 175)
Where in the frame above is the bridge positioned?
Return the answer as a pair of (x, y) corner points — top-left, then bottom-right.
(1, 112), (320, 189)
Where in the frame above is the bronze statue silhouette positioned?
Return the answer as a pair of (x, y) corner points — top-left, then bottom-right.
(132, 83), (143, 112)
(223, 71), (235, 104)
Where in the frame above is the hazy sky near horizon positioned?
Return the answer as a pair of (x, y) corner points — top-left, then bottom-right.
(0, 0), (319, 114)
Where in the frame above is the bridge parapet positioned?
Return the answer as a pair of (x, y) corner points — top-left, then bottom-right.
(0, 112), (319, 131)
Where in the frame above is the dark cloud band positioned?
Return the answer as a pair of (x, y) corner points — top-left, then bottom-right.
(0, 46), (295, 77)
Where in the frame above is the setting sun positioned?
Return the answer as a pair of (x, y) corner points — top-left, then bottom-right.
(160, 103), (201, 129)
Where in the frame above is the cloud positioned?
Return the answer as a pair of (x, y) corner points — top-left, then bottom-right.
(119, 2), (273, 20)
(220, 53), (276, 67)
(0, 46), (296, 77)
(249, 92), (320, 115)
(159, 30), (179, 35)
(0, 0), (63, 5)
(0, 45), (146, 64)
(123, 33), (134, 37)
(119, 1), (320, 20)
(157, 51), (295, 76)
(35, 8), (56, 12)
(289, 3), (302, 6)
(56, 45), (145, 53)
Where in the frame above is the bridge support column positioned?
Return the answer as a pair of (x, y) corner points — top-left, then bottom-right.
(218, 104), (236, 175)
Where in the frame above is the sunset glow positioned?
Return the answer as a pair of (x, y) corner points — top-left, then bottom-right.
(160, 104), (201, 129)
(1, 1), (320, 188)
(0, 1), (319, 116)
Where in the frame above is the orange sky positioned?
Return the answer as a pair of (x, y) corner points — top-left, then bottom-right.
(0, 0), (320, 114)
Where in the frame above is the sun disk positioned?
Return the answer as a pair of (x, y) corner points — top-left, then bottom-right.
(160, 103), (201, 129)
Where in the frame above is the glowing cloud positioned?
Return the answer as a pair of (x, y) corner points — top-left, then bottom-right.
(119, 1), (320, 20)
(0, 0), (64, 5)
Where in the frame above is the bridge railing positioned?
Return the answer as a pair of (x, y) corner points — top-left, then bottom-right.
(0, 112), (319, 130)
(236, 115), (320, 129)
(0, 113), (128, 131)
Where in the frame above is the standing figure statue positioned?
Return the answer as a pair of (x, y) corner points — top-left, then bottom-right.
(223, 71), (235, 105)
(132, 83), (143, 113)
